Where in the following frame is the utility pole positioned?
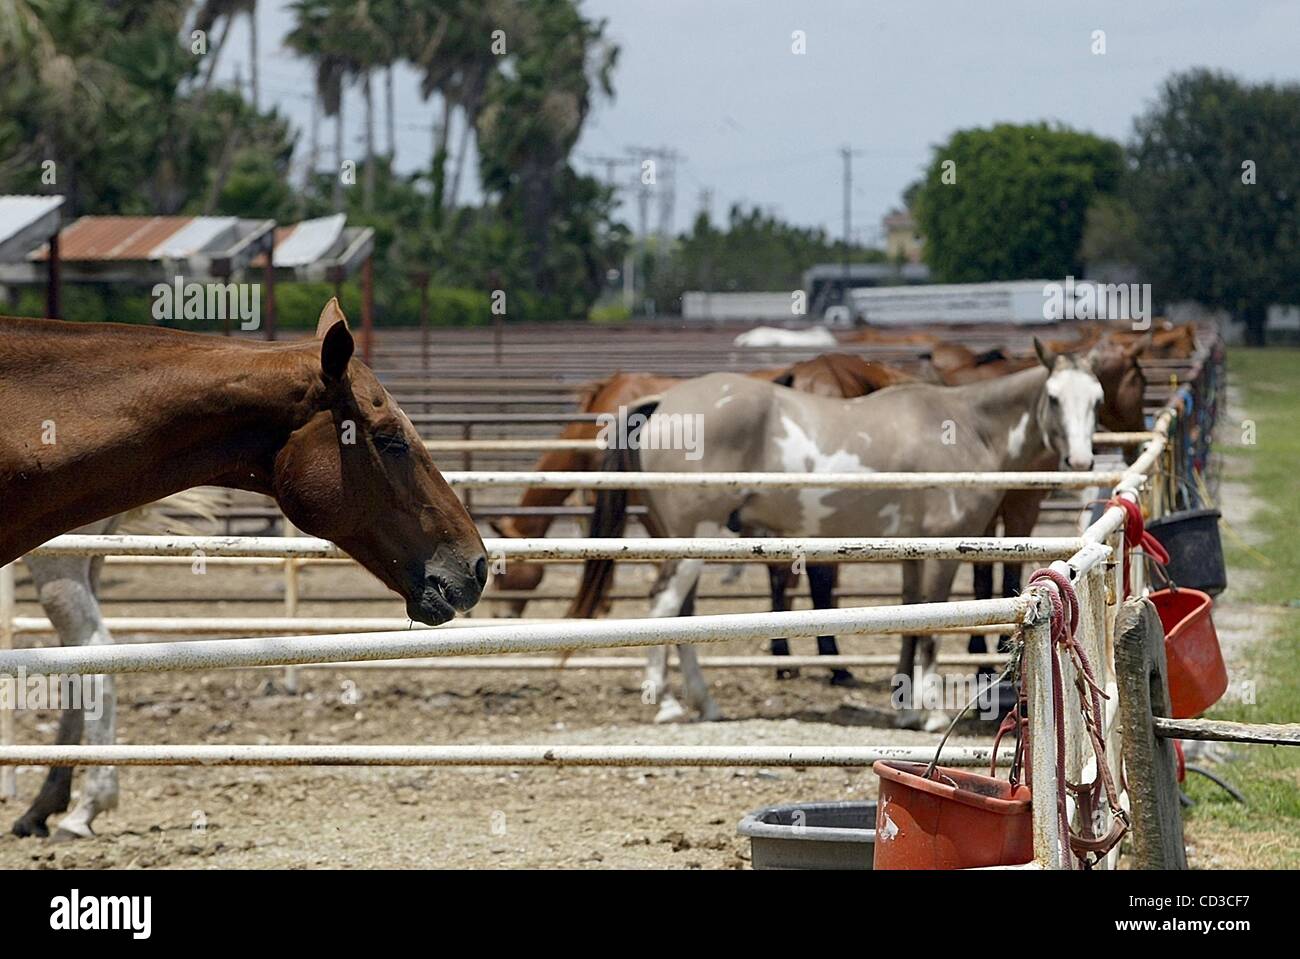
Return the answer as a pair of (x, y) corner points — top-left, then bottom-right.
(581, 153), (640, 308)
(840, 145), (862, 308)
(613, 145), (689, 314)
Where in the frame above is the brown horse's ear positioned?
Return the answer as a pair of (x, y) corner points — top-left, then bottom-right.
(316, 297), (349, 337)
(1033, 336), (1058, 370)
(317, 299), (354, 381)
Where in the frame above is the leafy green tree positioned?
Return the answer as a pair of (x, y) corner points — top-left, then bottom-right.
(914, 123), (1123, 282)
(1128, 69), (1300, 345)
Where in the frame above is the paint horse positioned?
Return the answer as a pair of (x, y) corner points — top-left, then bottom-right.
(1, 302), (487, 836)
(571, 341), (1103, 728)
(491, 355), (914, 682)
(938, 336), (1151, 663)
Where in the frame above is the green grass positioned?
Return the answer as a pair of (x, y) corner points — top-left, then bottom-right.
(1180, 348), (1300, 867)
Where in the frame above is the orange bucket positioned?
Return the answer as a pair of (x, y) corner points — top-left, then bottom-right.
(872, 761), (1033, 870)
(1149, 588), (1227, 719)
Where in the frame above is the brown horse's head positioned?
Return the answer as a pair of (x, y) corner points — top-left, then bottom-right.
(274, 300), (487, 625)
(1087, 333), (1149, 434)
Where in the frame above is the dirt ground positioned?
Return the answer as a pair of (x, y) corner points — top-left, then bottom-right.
(1, 507), (1080, 869)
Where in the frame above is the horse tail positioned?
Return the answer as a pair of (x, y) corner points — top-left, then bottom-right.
(565, 399), (658, 619)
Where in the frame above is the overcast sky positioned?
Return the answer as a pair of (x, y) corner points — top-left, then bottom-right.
(229, 1), (1300, 244)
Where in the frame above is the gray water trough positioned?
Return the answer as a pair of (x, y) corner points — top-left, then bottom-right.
(738, 801), (878, 870)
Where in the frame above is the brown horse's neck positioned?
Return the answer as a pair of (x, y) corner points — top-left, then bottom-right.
(0, 317), (319, 564)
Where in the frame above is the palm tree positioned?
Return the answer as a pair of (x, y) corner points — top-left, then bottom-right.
(405, 0), (503, 215)
(0, 0), (126, 212)
(287, 0), (356, 211)
(192, 0), (256, 97)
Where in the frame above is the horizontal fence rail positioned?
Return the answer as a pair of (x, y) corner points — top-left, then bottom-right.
(0, 598), (1028, 676)
(437, 470), (1127, 490)
(29, 534), (1089, 562)
(8, 617), (1018, 640)
(420, 434), (1153, 454)
(0, 744), (1015, 769)
(280, 653), (1010, 671)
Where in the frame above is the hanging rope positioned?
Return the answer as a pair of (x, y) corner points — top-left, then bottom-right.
(1026, 568), (1130, 869)
(1107, 496), (1170, 598)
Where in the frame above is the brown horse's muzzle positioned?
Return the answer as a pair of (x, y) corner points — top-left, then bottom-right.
(402, 546), (488, 625)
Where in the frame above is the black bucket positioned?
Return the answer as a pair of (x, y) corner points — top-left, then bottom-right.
(1145, 508), (1227, 597)
(738, 801), (877, 870)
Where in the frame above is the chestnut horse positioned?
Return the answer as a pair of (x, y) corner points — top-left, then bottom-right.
(0, 300), (487, 620)
(2, 301), (487, 836)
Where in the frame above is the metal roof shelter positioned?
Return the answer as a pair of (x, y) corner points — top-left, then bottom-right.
(18, 214), (274, 282)
(0, 211), (276, 332)
(0, 194), (65, 317)
(249, 214), (377, 363)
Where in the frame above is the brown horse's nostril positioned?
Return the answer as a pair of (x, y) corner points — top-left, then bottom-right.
(475, 556), (488, 587)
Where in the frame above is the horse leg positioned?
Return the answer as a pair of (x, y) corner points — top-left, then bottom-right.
(645, 558), (707, 723)
(14, 544), (119, 839)
(913, 560), (962, 733)
(671, 578), (720, 722)
(54, 562), (118, 840)
(894, 561), (923, 729)
(809, 565), (855, 685)
(767, 564), (797, 679)
(969, 512), (999, 657)
(11, 707), (81, 838)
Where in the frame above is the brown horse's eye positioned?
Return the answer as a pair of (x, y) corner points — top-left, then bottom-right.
(375, 433), (410, 456)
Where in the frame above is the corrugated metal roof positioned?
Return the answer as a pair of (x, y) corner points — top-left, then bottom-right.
(0, 195), (64, 248)
(150, 216), (237, 258)
(40, 215), (240, 261)
(273, 214), (346, 267)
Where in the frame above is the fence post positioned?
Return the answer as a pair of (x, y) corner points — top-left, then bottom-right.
(1023, 606), (1066, 869)
(1, 563), (16, 798)
(1114, 596), (1187, 869)
(283, 521), (301, 694)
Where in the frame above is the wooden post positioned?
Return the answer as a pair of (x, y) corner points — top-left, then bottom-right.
(45, 230), (61, 320)
(361, 255), (374, 366)
(1115, 597), (1187, 869)
(1, 563), (16, 798)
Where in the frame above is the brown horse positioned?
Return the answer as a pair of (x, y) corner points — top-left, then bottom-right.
(0, 300), (487, 623)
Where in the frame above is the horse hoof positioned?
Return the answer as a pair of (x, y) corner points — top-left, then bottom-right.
(50, 825), (92, 843)
(697, 703), (724, 723)
(775, 668), (800, 681)
(829, 670), (864, 688)
(11, 817), (50, 839)
(654, 699), (687, 724)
